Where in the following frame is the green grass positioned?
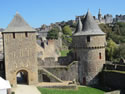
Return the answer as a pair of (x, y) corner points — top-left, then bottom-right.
(60, 50), (69, 56)
(37, 86), (104, 94)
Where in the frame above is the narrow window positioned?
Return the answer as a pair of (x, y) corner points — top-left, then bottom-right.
(13, 33), (15, 39)
(87, 36), (90, 42)
(99, 53), (102, 59)
(25, 32), (28, 37)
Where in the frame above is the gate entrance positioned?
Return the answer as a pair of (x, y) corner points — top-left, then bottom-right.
(16, 70), (28, 84)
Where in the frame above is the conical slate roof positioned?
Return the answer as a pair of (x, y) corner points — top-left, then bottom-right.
(74, 17), (82, 33)
(74, 10), (105, 36)
(3, 13), (36, 32)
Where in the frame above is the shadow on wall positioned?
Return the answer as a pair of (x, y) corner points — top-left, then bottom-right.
(42, 74), (51, 82)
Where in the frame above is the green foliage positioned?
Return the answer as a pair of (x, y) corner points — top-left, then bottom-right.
(63, 25), (72, 36)
(99, 24), (112, 33)
(106, 39), (118, 61)
(62, 25), (72, 46)
(117, 22), (125, 33)
(47, 28), (60, 39)
(38, 87), (104, 94)
(115, 44), (125, 60)
(62, 35), (72, 46)
(112, 24), (121, 35)
(99, 23), (125, 44)
(99, 22), (125, 61)
(61, 50), (70, 56)
(107, 22), (125, 44)
(112, 22), (125, 36)
(107, 32), (125, 44)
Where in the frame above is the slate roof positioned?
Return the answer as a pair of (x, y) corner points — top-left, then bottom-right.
(74, 17), (82, 33)
(74, 10), (105, 36)
(3, 12), (36, 33)
(0, 28), (4, 32)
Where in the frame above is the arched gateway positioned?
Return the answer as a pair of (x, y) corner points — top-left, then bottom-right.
(16, 70), (28, 85)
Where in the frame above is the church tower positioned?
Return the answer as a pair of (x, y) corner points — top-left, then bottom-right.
(73, 10), (106, 85)
(98, 9), (102, 22)
(3, 13), (38, 87)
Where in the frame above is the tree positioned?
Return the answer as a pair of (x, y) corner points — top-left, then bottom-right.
(99, 24), (112, 33)
(47, 28), (59, 39)
(106, 39), (118, 61)
(115, 44), (125, 60)
(62, 25), (72, 46)
(62, 25), (72, 36)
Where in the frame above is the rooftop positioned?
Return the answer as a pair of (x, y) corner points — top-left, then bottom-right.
(3, 12), (36, 33)
(74, 10), (105, 36)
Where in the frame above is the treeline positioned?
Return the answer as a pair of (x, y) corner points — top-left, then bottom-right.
(99, 22), (125, 62)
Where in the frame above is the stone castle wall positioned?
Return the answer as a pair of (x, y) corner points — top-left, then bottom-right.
(102, 71), (125, 89)
(100, 64), (125, 89)
(3, 32), (38, 87)
(38, 57), (60, 66)
(38, 62), (78, 82)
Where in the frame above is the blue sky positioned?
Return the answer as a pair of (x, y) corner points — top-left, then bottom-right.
(0, 0), (125, 28)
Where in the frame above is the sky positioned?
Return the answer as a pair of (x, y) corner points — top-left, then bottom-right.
(0, 0), (125, 28)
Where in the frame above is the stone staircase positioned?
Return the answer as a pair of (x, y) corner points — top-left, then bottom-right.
(41, 67), (63, 83)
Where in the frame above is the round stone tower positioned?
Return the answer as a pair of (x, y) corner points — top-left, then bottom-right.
(73, 10), (106, 85)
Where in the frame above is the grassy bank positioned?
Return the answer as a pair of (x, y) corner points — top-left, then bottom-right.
(38, 86), (104, 94)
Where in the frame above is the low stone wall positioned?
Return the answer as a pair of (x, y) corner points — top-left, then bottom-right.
(38, 85), (77, 90)
(104, 90), (120, 94)
(38, 57), (60, 67)
(103, 64), (125, 71)
(102, 71), (125, 89)
(58, 56), (73, 65)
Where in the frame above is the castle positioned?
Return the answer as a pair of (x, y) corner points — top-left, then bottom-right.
(0, 10), (106, 87)
(76, 9), (113, 24)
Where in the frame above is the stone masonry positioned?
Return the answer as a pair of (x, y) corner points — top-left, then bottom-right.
(3, 13), (38, 87)
(73, 10), (106, 85)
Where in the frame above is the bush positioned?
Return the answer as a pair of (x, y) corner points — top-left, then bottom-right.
(47, 28), (60, 39)
(62, 25), (72, 36)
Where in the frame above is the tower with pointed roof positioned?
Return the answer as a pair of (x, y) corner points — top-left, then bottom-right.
(3, 13), (38, 87)
(73, 10), (106, 85)
(98, 9), (102, 22)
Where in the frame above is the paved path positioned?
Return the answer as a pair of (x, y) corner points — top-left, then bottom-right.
(11, 85), (41, 94)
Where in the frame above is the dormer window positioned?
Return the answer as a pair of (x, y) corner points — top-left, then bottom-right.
(87, 36), (90, 42)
